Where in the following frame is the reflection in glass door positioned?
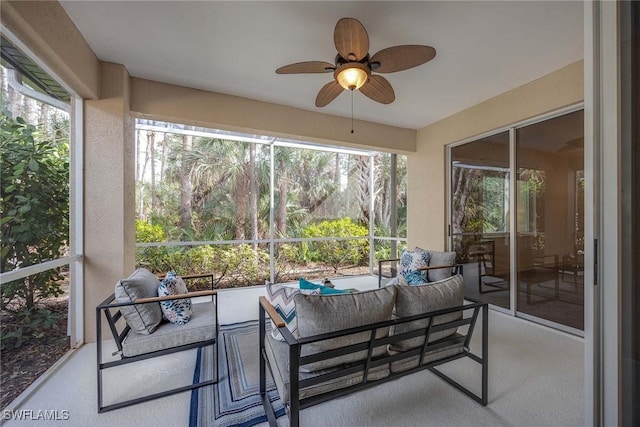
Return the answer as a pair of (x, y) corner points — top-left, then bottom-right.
(450, 131), (511, 309)
(449, 109), (585, 332)
(516, 110), (584, 331)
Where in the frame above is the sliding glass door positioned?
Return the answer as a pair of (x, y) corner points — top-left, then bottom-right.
(515, 110), (584, 331)
(449, 108), (584, 333)
(450, 131), (511, 309)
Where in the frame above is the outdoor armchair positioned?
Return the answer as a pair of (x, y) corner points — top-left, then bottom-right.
(96, 271), (219, 413)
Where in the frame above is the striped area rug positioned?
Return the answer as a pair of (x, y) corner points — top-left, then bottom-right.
(189, 320), (285, 427)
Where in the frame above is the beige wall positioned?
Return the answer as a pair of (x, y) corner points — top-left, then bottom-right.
(130, 77), (415, 153)
(408, 60), (584, 251)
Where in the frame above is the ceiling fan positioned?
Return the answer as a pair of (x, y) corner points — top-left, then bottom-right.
(276, 17), (436, 108)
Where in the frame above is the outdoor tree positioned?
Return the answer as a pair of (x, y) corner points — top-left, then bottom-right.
(133, 123), (408, 282)
(0, 114), (69, 347)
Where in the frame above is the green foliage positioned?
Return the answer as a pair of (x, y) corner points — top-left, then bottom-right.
(135, 243), (269, 288)
(135, 219), (166, 242)
(373, 239), (407, 263)
(0, 306), (61, 350)
(277, 243), (300, 263)
(301, 218), (369, 273)
(219, 244), (270, 286)
(134, 129), (408, 284)
(135, 220), (170, 272)
(1, 114), (68, 310)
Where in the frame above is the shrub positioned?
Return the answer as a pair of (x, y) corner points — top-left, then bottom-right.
(0, 306), (61, 350)
(135, 219), (171, 272)
(301, 218), (369, 273)
(1, 115), (68, 310)
(135, 219), (166, 242)
(1, 115), (68, 348)
(219, 244), (270, 286)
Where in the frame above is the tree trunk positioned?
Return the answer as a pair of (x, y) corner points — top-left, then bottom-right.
(234, 179), (248, 240)
(355, 156), (370, 223)
(334, 153), (340, 187)
(277, 158), (288, 236)
(249, 142), (258, 248)
(148, 131), (158, 216)
(138, 130), (150, 219)
(180, 135), (193, 232)
(451, 167), (478, 235)
(2, 68), (23, 119)
(160, 137), (167, 182)
(39, 104), (49, 135)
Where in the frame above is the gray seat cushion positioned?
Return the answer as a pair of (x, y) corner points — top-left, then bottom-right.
(264, 332), (389, 404)
(114, 268), (163, 334)
(294, 286), (396, 373)
(389, 274), (464, 353)
(122, 301), (216, 357)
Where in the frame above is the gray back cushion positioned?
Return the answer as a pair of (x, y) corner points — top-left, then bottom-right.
(426, 250), (457, 282)
(114, 268), (163, 334)
(389, 274), (464, 353)
(295, 286), (396, 373)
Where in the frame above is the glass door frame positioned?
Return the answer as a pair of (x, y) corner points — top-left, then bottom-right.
(446, 103), (585, 333)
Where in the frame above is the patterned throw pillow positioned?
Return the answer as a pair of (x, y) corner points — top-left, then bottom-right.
(299, 278), (349, 295)
(158, 272), (192, 325)
(265, 281), (320, 342)
(399, 250), (430, 281)
(404, 270), (428, 285)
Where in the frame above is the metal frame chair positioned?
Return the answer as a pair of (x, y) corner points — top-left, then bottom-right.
(96, 273), (219, 413)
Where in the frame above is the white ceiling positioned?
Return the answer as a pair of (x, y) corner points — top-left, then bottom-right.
(60, 1), (583, 130)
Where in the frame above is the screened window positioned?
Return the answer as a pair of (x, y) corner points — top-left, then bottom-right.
(133, 120), (407, 285)
(0, 35), (81, 409)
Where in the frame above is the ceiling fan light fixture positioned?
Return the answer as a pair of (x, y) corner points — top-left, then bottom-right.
(334, 63), (370, 91)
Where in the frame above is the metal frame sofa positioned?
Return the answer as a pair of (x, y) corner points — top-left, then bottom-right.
(96, 269), (219, 412)
(258, 274), (488, 427)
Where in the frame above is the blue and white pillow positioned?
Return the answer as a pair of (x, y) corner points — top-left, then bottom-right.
(299, 278), (348, 295)
(158, 272), (192, 325)
(399, 249), (430, 280)
(265, 281), (320, 341)
(404, 270), (428, 286)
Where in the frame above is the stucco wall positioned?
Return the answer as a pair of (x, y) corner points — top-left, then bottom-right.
(408, 60), (584, 251)
(130, 77), (415, 153)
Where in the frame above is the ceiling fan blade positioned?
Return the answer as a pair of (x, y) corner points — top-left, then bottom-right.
(334, 18), (369, 62)
(359, 75), (395, 104)
(370, 45), (436, 73)
(276, 61), (335, 74)
(315, 80), (344, 107)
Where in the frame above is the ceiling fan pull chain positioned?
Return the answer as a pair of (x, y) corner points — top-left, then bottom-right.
(351, 90), (355, 134)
